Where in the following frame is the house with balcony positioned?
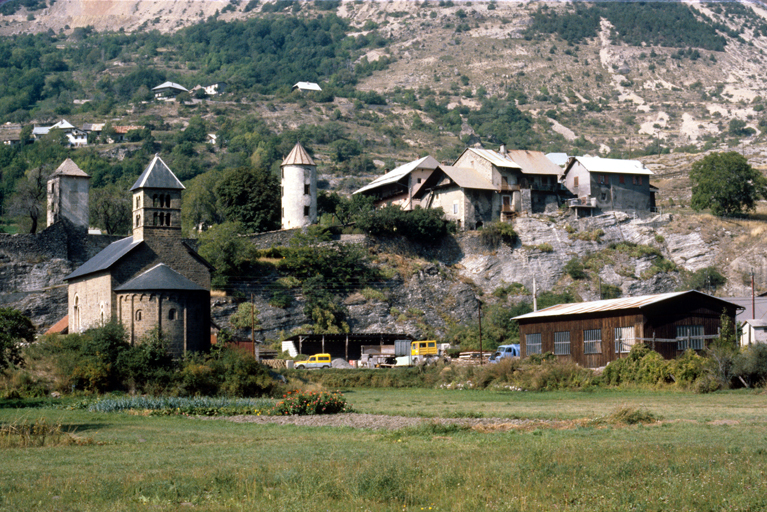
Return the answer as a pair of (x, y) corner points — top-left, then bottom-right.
(561, 156), (656, 216)
(452, 146), (564, 220)
(353, 156), (441, 210)
(32, 119), (88, 147)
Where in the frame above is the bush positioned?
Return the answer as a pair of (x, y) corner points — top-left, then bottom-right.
(732, 343), (767, 388)
(478, 222), (518, 248)
(270, 390), (352, 415)
(356, 205), (454, 245)
(565, 257), (587, 280)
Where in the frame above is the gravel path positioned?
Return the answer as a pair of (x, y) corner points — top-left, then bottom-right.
(211, 413), (550, 431)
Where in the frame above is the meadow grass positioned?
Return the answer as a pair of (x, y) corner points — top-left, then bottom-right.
(0, 389), (766, 511)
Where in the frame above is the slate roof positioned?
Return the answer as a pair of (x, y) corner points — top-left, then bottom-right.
(463, 148), (522, 169)
(130, 155), (185, 191)
(354, 156), (440, 195)
(51, 158), (90, 178)
(281, 142), (316, 167)
(65, 236), (142, 281)
(115, 263), (207, 292)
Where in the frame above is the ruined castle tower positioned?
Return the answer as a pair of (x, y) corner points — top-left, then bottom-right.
(47, 158), (90, 230)
(280, 142), (317, 230)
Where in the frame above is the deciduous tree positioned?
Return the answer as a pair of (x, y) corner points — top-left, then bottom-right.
(90, 184), (131, 235)
(690, 152), (767, 216)
(0, 308), (35, 369)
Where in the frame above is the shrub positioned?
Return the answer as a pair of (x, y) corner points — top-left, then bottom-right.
(565, 257), (587, 280)
(606, 406), (659, 425)
(478, 222), (518, 248)
(270, 390), (352, 415)
(536, 243), (554, 252)
(732, 342), (767, 388)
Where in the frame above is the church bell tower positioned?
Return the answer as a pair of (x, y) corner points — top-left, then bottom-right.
(130, 155), (185, 242)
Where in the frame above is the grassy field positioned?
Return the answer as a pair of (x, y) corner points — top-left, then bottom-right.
(1, 388), (766, 511)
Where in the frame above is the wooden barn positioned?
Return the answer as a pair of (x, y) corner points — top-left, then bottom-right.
(514, 291), (742, 368)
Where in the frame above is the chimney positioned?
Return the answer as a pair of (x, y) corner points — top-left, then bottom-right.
(499, 144), (507, 155)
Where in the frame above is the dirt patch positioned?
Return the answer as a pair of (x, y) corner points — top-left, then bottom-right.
(210, 413), (612, 432)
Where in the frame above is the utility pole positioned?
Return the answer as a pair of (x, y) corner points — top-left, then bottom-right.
(533, 277), (538, 312)
(478, 300), (483, 366)
(752, 271), (756, 321)
(251, 293), (256, 360)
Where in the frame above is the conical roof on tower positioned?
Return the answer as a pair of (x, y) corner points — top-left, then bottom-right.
(281, 142), (315, 167)
(130, 155), (185, 191)
(51, 158), (89, 178)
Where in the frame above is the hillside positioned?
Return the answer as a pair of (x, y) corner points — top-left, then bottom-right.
(2, 0), (767, 341)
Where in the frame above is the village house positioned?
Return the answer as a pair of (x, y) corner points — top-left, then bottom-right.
(191, 82), (227, 96)
(292, 81), (322, 92)
(152, 81), (189, 99)
(561, 156), (657, 215)
(64, 155), (213, 357)
(514, 291), (741, 368)
(353, 155), (441, 210)
(0, 122), (22, 146)
(32, 119), (88, 147)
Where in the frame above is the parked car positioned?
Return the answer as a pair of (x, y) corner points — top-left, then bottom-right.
(489, 344), (520, 363)
(294, 353), (332, 369)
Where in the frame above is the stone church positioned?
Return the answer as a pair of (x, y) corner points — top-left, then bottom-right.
(64, 155), (212, 356)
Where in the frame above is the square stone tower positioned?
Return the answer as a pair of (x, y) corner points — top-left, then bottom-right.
(130, 155), (185, 242)
(47, 158), (90, 230)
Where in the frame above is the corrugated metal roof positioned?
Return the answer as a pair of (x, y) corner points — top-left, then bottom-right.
(293, 81), (322, 91)
(282, 141), (316, 166)
(506, 150), (563, 176)
(354, 156), (440, 195)
(569, 156), (654, 176)
(115, 263), (207, 292)
(51, 158), (90, 178)
(466, 148), (521, 169)
(152, 81), (188, 92)
(65, 236), (142, 280)
(130, 155), (185, 191)
(513, 290), (740, 321)
(439, 165), (496, 190)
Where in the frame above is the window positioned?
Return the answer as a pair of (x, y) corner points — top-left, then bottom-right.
(135, 214), (140, 227)
(574, 176), (579, 187)
(136, 196), (141, 208)
(453, 201), (459, 214)
(304, 184), (310, 195)
(600, 192), (607, 201)
(280, 186), (283, 197)
(165, 212), (171, 225)
(615, 326), (635, 354)
(304, 206), (310, 216)
(168, 308), (176, 320)
(526, 333), (542, 355)
(584, 329), (602, 354)
(638, 176), (643, 185)
(417, 178), (422, 184)
(619, 175), (625, 184)
(599, 175), (605, 185)
(153, 212), (159, 226)
(153, 194), (158, 207)
(677, 325), (704, 351)
(554, 331), (570, 355)
(135, 310), (142, 321)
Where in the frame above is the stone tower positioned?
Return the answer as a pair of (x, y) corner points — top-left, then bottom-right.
(281, 142), (317, 229)
(130, 155), (185, 242)
(47, 158), (90, 230)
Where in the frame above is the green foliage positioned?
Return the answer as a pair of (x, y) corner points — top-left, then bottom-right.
(603, 344), (705, 388)
(356, 205), (454, 245)
(216, 166), (280, 233)
(492, 282), (529, 300)
(732, 343), (767, 388)
(690, 152), (767, 216)
(536, 243), (554, 253)
(704, 311), (738, 390)
(89, 184), (131, 235)
(478, 222), (518, 248)
(527, 3), (726, 50)
(229, 302), (261, 330)
(197, 222), (261, 288)
(683, 266), (727, 292)
(87, 396), (272, 416)
(466, 96), (541, 148)
(600, 283), (622, 300)
(0, 308), (35, 370)
(564, 257), (587, 280)
(270, 390), (351, 415)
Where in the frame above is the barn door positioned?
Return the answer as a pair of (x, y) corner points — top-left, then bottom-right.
(615, 326), (635, 354)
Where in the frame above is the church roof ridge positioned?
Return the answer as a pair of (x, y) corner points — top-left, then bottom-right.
(114, 263), (207, 292)
(130, 155), (185, 191)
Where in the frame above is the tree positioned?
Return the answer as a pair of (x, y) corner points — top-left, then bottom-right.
(229, 302), (261, 330)
(7, 165), (51, 233)
(181, 171), (226, 233)
(216, 166), (280, 233)
(90, 184), (131, 235)
(690, 152), (767, 216)
(0, 308), (35, 369)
